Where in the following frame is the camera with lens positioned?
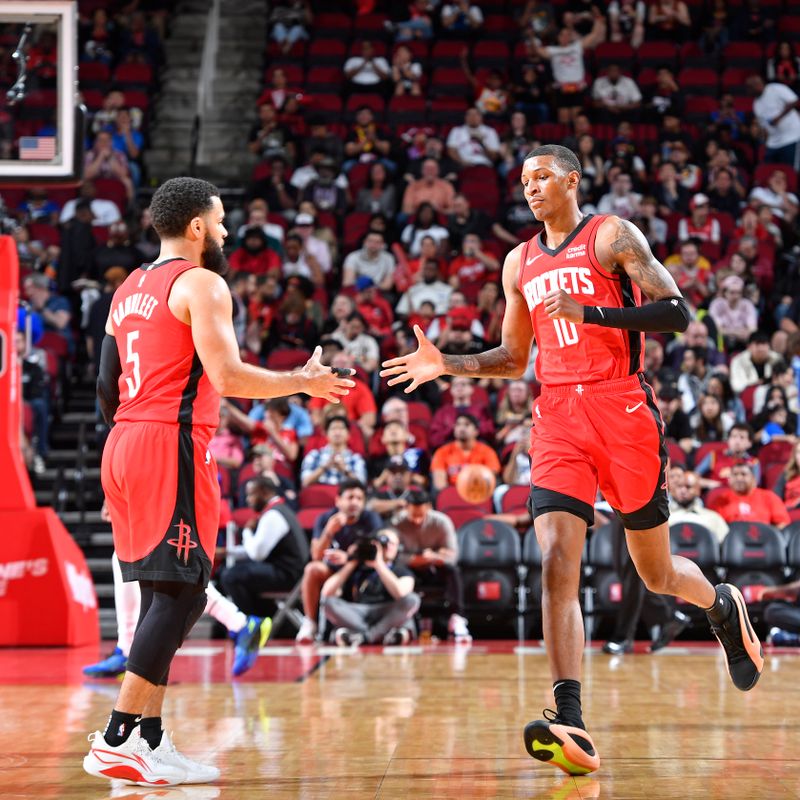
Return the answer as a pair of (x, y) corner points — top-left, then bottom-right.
(352, 533), (391, 562)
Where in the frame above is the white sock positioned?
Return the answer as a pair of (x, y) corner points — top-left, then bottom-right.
(204, 582), (247, 633)
(112, 552), (140, 657)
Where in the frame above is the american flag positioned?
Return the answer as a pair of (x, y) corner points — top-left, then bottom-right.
(19, 136), (57, 160)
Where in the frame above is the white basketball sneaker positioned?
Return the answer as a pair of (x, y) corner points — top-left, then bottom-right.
(150, 730), (220, 784)
(449, 614), (473, 643)
(83, 727), (186, 786)
(295, 616), (317, 643)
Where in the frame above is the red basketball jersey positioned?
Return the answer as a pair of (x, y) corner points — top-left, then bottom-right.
(110, 258), (220, 427)
(517, 214), (644, 386)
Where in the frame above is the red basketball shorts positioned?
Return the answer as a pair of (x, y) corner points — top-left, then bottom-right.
(101, 421), (220, 585)
(529, 374), (669, 530)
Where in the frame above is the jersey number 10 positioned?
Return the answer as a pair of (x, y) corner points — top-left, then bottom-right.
(553, 319), (579, 348)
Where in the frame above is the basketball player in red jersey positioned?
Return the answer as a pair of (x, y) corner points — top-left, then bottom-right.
(381, 146), (763, 776)
(83, 178), (354, 787)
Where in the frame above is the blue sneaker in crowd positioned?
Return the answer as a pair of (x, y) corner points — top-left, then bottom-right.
(232, 616), (272, 677)
(83, 647), (127, 678)
(768, 627), (800, 647)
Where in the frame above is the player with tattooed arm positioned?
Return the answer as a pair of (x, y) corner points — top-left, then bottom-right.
(380, 145), (763, 776)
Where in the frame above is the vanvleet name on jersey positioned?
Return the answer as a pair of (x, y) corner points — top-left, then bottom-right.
(111, 292), (160, 327)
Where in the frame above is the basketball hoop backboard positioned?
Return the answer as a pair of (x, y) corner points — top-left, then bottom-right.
(0, 1), (81, 182)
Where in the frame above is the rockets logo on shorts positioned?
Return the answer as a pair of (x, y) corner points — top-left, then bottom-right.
(167, 519), (198, 564)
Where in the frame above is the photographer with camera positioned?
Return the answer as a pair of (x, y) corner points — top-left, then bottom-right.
(295, 479), (383, 643)
(321, 528), (419, 647)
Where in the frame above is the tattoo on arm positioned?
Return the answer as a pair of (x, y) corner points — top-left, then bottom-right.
(609, 218), (680, 300)
(442, 346), (521, 379)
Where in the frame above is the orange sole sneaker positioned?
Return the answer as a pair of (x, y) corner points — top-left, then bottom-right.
(523, 718), (600, 776)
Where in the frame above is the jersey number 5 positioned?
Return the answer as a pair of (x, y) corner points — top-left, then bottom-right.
(125, 330), (141, 398)
(553, 318), (579, 348)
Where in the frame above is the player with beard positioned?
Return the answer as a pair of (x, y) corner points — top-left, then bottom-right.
(84, 178), (355, 787)
(381, 146), (763, 776)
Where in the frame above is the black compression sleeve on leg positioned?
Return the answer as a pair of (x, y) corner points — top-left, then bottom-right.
(582, 296), (691, 333)
(126, 581), (207, 685)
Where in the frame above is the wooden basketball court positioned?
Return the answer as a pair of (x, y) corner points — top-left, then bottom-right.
(0, 640), (797, 799)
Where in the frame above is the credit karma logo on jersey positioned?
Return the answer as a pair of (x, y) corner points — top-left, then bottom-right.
(66, 561), (97, 610)
(522, 266), (595, 311)
(0, 558), (48, 597)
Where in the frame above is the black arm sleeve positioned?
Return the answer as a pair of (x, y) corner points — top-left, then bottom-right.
(97, 334), (122, 425)
(582, 296), (691, 333)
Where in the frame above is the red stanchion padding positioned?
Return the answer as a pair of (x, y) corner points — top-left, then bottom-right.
(0, 508), (99, 646)
(0, 234), (35, 510)
(0, 234), (99, 645)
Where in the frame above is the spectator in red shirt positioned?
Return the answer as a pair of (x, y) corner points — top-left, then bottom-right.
(228, 227), (282, 275)
(429, 376), (495, 450)
(354, 276), (394, 337)
(446, 233), (500, 303)
(308, 351), (377, 441)
(431, 413), (501, 491)
(677, 193), (721, 244)
(696, 423), (761, 490)
(707, 463), (791, 529)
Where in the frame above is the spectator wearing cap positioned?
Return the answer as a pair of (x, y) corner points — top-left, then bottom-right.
(747, 73), (800, 170)
(591, 63), (643, 124)
(393, 489), (472, 642)
(354, 276), (394, 338)
(678, 194), (721, 244)
(217, 476), (307, 617)
(308, 351), (377, 441)
(301, 157), (348, 215)
(292, 212), (332, 274)
(708, 275), (759, 352)
(229, 227), (282, 276)
(729, 331), (784, 395)
(342, 231), (396, 292)
(401, 158), (456, 218)
(426, 290), (485, 343)
(280, 233), (325, 287)
(707, 462), (791, 528)
(695, 423), (761, 490)
(445, 234), (500, 303)
(331, 311), (380, 375)
(301, 416), (368, 488)
(368, 455), (416, 520)
(431, 412), (501, 491)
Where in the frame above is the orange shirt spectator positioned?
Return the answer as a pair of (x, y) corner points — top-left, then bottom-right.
(431, 412), (501, 490)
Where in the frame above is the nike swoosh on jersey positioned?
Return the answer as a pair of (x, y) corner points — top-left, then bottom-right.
(625, 402), (643, 413)
(526, 253), (544, 266)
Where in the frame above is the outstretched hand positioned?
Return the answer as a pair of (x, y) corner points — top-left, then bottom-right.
(301, 346), (355, 403)
(379, 324), (445, 393)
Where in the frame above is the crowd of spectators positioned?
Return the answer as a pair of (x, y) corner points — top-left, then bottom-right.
(9, 1), (800, 643)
